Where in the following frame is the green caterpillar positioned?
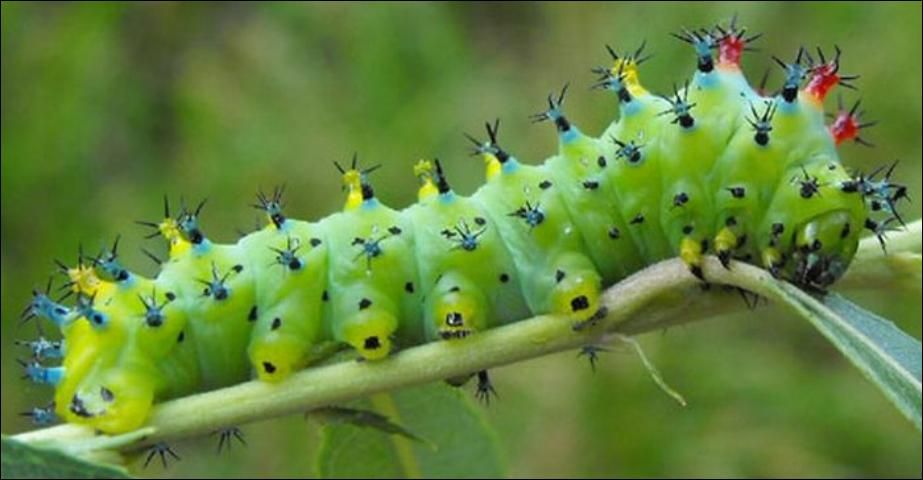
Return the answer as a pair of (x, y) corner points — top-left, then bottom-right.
(17, 18), (905, 435)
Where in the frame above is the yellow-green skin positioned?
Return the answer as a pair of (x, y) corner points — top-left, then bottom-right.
(50, 37), (869, 434)
(408, 191), (530, 342)
(322, 200), (424, 359)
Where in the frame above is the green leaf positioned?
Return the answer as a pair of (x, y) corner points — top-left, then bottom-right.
(775, 286), (922, 429)
(1, 436), (132, 479)
(315, 383), (504, 478)
(310, 406), (428, 444)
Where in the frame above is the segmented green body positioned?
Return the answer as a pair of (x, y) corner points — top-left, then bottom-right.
(20, 20), (902, 434)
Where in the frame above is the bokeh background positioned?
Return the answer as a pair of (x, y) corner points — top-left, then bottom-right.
(2, 2), (921, 477)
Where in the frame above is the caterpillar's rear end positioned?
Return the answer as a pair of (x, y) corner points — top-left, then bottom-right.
(16, 17), (906, 435)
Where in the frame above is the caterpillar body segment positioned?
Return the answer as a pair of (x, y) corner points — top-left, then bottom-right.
(239, 220), (330, 382)
(325, 200), (422, 360)
(19, 19), (905, 435)
(159, 244), (256, 389)
(475, 153), (604, 322)
(410, 169), (530, 340)
(546, 135), (646, 283)
(596, 69), (676, 264)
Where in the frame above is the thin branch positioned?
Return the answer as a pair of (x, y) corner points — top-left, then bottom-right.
(12, 220), (921, 455)
(837, 218), (922, 290)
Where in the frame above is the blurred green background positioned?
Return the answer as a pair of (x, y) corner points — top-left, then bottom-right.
(2, 2), (921, 477)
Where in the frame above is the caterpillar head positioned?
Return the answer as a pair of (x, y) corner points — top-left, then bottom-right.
(53, 300), (158, 432)
(59, 364), (156, 433)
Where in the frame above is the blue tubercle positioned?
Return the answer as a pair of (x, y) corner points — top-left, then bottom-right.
(695, 71), (718, 89)
(621, 100), (643, 117)
(776, 97), (800, 115)
(22, 361), (65, 385)
(118, 275), (137, 290)
(192, 239), (213, 256)
(501, 158), (520, 175)
(524, 209), (545, 228)
(22, 404), (57, 425)
(361, 198), (381, 211)
(29, 295), (75, 329)
(363, 241), (382, 258)
(75, 295), (109, 328)
(438, 191), (457, 204)
(560, 127), (580, 144)
(18, 337), (65, 360)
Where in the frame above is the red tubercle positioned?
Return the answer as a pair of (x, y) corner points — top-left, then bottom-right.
(805, 46), (857, 102)
(829, 110), (858, 145)
(829, 98), (875, 146)
(718, 35), (745, 67)
(806, 62), (840, 101)
(714, 17), (761, 68)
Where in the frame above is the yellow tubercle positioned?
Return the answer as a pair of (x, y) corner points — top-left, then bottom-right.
(413, 159), (432, 178)
(341, 169), (363, 211)
(612, 58), (648, 97)
(714, 227), (738, 256)
(414, 160), (439, 201)
(67, 264), (101, 296)
(158, 217), (181, 243)
(418, 182), (438, 201)
(761, 247), (783, 271)
(679, 236), (704, 276)
(168, 240), (192, 258)
(156, 217), (192, 258)
(483, 153), (501, 181)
